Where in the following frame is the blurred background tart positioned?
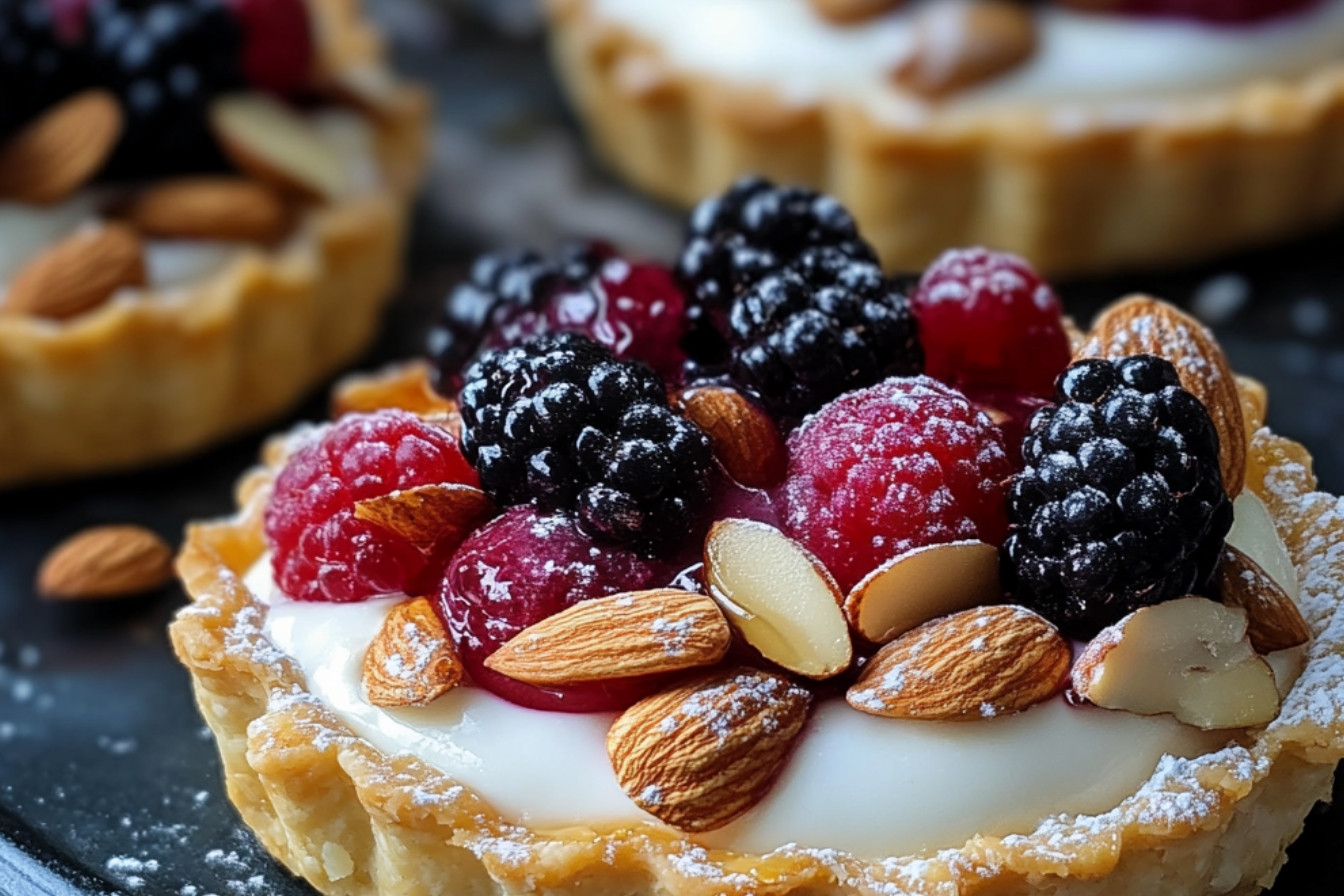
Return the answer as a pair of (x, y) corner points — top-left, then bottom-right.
(0, 0), (428, 487)
(544, 0), (1344, 275)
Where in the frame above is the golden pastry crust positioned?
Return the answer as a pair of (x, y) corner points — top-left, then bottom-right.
(0, 0), (430, 488)
(170, 379), (1344, 896)
(544, 0), (1344, 276)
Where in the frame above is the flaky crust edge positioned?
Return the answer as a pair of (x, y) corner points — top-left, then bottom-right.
(544, 0), (1344, 277)
(169, 390), (1344, 896)
(0, 0), (431, 487)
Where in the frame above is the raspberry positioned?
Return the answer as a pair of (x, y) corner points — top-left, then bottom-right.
(1099, 0), (1319, 23)
(1002, 355), (1233, 639)
(770, 376), (1013, 592)
(437, 506), (669, 712)
(226, 0), (314, 95)
(265, 410), (479, 603)
(911, 248), (1070, 400)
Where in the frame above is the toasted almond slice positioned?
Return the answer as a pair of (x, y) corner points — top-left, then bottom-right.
(893, 1), (1037, 98)
(38, 525), (173, 601)
(121, 177), (292, 243)
(844, 540), (1002, 644)
(353, 483), (493, 550)
(1217, 546), (1311, 654)
(847, 605), (1070, 720)
(704, 519), (853, 679)
(331, 361), (457, 419)
(485, 589), (731, 685)
(362, 597), (464, 707)
(318, 64), (420, 122)
(1226, 490), (1299, 603)
(809, 0), (904, 24)
(1078, 295), (1246, 497)
(608, 667), (812, 832)
(1072, 597), (1280, 730)
(0, 91), (122, 204)
(212, 94), (347, 202)
(677, 385), (786, 490)
(2, 224), (146, 319)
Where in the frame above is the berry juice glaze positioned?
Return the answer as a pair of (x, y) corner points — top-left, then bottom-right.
(245, 491), (1304, 859)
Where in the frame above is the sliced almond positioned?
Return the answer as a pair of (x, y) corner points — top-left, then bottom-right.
(847, 604), (1070, 720)
(893, 1), (1037, 98)
(485, 589), (730, 685)
(362, 597), (464, 707)
(353, 483), (494, 550)
(1226, 490), (1299, 603)
(332, 361), (457, 419)
(211, 94), (347, 202)
(121, 177), (292, 243)
(1217, 546), (1310, 654)
(2, 224), (146, 319)
(38, 525), (173, 601)
(703, 519), (853, 679)
(809, 0), (904, 24)
(677, 386), (786, 490)
(844, 540), (1002, 644)
(318, 64), (420, 122)
(0, 91), (122, 204)
(1077, 295), (1246, 497)
(608, 667), (811, 832)
(1072, 596), (1280, 730)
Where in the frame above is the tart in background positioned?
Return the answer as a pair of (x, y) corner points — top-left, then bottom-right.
(0, 0), (429, 487)
(545, 0), (1344, 275)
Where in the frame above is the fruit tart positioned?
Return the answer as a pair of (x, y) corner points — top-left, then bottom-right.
(0, 0), (429, 487)
(172, 180), (1344, 896)
(546, 0), (1344, 274)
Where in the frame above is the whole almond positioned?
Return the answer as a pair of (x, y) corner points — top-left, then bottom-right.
(1217, 546), (1311, 654)
(809, 0), (904, 24)
(0, 91), (122, 204)
(363, 597), (464, 707)
(354, 483), (494, 550)
(2, 225), (146, 319)
(608, 668), (812, 832)
(678, 386), (786, 490)
(847, 604), (1070, 720)
(122, 177), (292, 243)
(893, 0), (1037, 98)
(485, 589), (731, 685)
(38, 525), (173, 601)
(1077, 295), (1246, 497)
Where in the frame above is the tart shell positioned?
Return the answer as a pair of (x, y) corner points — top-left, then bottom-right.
(170, 385), (1344, 896)
(544, 0), (1344, 276)
(0, 0), (430, 488)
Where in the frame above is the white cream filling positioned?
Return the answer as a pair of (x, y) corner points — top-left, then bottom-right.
(589, 0), (1344, 119)
(244, 493), (1306, 860)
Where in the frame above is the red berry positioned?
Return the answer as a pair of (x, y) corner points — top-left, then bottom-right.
(770, 376), (1013, 592)
(437, 506), (670, 712)
(911, 248), (1069, 400)
(265, 410), (479, 603)
(1103, 0), (1319, 24)
(225, 0), (314, 95)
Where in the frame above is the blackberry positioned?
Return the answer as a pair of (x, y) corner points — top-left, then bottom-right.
(0, 0), (86, 138)
(84, 0), (246, 177)
(458, 333), (715, 552)
(428, 243), (609, 393)
(1002, 355), (1233, 639)
(721, 245), (922, 417)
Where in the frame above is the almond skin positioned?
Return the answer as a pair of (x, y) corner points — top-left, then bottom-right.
(847, 604), (1071, 720)
(353, 483), (494, 550)
(2, 225), (146, 319)
(1077, 295), (1246, 498)
(121, 177), (292, 243)
(677, 386), (786, 490)
(38, 525), (174, 601)
(362, 597), (464, 707)
(0, 90), (122, 204)
(1217, 546), (1311, 654)
(893, 0), (1037, 98)
(485, 589), (731, 685)
(608, 667), (812, 832)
